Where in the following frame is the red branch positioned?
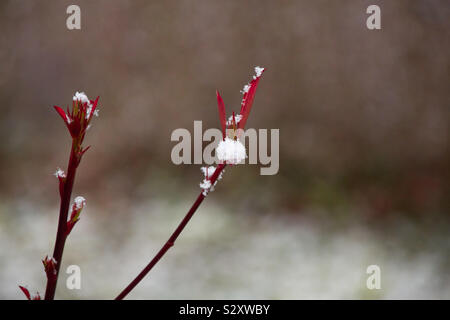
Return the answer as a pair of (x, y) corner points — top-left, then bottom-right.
(115, 163), (226, 300)
(44, 141), (79, 300)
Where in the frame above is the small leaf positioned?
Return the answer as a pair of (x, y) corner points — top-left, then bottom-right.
(19, 286), (31, 300)
(238, 68), (265, 130)
(54, 106), (69, 125)
(216, 91), (227, 139)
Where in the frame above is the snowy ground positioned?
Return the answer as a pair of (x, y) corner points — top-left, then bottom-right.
(0, 199), (449, 299)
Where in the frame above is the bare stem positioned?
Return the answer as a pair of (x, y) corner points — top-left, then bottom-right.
(44, 140), (79, 300)
(115, 163), (226, 300)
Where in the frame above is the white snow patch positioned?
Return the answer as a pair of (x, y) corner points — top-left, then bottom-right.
(201, 166), (216, 178)
(216, 137), (246, 165)
(73, 91), (90, 105)
(73, 196), (86, 210)
(199, 179), (212, 196)
(54, 168), (66, 178)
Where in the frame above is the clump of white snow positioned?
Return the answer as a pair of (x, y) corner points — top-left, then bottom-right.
(199, 179), (212, 196)
(199, 166), (226, 196)
(254, 66), (264, 77)
(54, 168), (66, 178)
(73, 196), (86, 210)
(216, 137), (246, 165)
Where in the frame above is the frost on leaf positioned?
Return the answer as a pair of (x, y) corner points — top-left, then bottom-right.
(201, 166), (216, 179)
(54, 93), (100, 139)
(238, 66), (265, 130)
(226, 114), (242, 126)
(241, 84), (250, 94)
(254, 66), (265, 78)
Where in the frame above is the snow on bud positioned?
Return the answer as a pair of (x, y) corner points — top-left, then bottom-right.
(73, 91), (91, 105)
(42, 255), (58, 280)
(54, 168), (66, 179)
(226, 114), (242, 126)
(67, 196), (86, 235)
(216, 137), (246, 165)
(72, 91), (99, 120)
(54, 93), (99, 139)
(54, 167), (66, 198)
(74, 196), (86, 210)
(201, 166), (216, 179)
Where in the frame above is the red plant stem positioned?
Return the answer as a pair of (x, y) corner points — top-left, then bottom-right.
(44, 140), (79, 300)
(115, 163), (226, 300)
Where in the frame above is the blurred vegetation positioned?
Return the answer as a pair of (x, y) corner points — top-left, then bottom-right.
(0, 0), (449, 300)
(0, 0), (448, 221)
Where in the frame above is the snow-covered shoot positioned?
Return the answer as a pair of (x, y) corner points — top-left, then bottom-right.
(216, 137), (246, 165)
(55, 92), (100, 139)
(73, 196), (86, 210)
(72, 91), (99, 120)
(199, 166), (226, 196)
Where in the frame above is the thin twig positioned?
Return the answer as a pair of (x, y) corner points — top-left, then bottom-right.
(44, 141), (79, 300)
(115, 163), (226, 300)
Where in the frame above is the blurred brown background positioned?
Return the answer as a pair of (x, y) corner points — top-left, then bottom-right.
(0, 0), (448, 299)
